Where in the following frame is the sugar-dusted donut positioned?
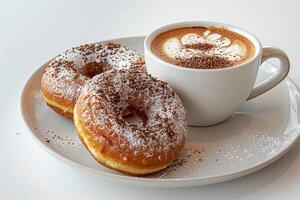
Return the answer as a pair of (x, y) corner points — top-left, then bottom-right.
(41, 42), (145, 119)
(74, 70), (187, 175)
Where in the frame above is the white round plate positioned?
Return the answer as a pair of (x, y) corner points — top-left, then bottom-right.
(21, 36), (300, 187)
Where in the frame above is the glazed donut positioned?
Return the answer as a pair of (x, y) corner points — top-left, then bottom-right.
(41, 42), (145, 119)
(74, 70), (187, 175)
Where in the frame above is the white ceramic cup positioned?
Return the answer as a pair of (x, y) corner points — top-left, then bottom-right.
(144, 21), (290, 126)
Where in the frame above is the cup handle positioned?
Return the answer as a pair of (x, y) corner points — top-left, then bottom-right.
(247, 47), (290, 100)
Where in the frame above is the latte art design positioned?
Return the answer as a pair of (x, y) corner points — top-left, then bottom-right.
(163, 30), (247, 62)
(151, 26), (255, 69)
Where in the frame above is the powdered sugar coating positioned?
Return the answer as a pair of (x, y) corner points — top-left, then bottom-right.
(76, 70), (187, 161)
(41, 42), (145, 102)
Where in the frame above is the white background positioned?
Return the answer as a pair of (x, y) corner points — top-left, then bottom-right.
(1, 0), (300, 199)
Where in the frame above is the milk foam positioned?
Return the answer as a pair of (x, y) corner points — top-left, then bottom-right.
(163, 30), (247, 61)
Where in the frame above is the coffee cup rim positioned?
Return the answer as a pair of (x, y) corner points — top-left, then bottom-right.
(144, 21), (262, 72)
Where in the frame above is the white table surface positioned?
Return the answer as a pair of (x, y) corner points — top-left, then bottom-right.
(1, 0), (300, 199)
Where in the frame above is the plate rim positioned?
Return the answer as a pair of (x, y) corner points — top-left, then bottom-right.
(20, 36), (300, 186)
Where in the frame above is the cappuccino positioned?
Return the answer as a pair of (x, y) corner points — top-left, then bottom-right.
(151, 26), (255, 69)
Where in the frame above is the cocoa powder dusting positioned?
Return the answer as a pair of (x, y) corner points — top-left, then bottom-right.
(183, 43), (214, 51)
(175, 55), (233, 69)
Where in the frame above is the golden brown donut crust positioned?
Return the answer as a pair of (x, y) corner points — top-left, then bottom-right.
(40, 42), (145, 119)
(40, 84), (76, 119)
(74, 70), (187, 175)
(74, 108), (173, 175)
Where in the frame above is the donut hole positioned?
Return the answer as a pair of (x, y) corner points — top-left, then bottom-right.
(82, 62), (107, 78)
(122, 106), (148, 128)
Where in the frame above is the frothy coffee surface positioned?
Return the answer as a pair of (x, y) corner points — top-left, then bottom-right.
(151, 26), (255, 69)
